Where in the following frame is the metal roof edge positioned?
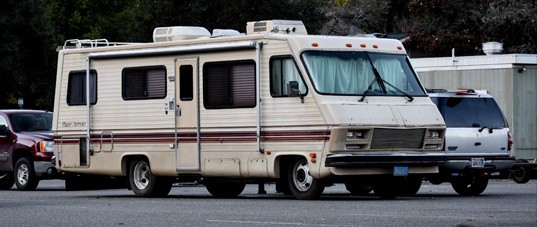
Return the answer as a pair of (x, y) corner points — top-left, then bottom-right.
(411, 54), (537, 71)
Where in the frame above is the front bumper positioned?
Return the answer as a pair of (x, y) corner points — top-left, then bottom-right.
(325, 153), (446, 167)
(34, 161), (59, 178)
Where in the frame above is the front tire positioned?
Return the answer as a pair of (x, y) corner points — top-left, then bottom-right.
(287, 158), (325, 200)
(129, 159), (172, 197)
(14, 157), (39, 191)
(0, 172), (14, 190)
(451, 176), (489, 196)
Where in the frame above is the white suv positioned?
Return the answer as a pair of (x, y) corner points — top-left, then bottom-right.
(426, 89), (514, 196)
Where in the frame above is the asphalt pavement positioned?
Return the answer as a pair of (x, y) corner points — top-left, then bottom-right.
(0, 179), (536, 226)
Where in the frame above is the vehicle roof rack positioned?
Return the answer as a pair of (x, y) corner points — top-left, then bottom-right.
(58, 39), (136, 51)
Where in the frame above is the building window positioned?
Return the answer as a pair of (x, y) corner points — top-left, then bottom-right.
(270, 56), (307, 97)
(122, 66), (167, 100)
(203, 60), (255, 109)
(180, 65), (193, 101)
(67, 70), (97, 106)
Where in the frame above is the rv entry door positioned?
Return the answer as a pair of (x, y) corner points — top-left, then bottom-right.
(174, 58), (200, 171)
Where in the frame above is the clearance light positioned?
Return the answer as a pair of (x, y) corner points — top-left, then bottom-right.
(372, 44), (379, 49)
(309, 153), (316, 158)
(397, 46), (403, 50)
(311, 158), (317, 163)
(266, 150), (272, 155)
(360, 44), (366, 48)
(312, 42), (319, 47)
(346, 43), (352, 47)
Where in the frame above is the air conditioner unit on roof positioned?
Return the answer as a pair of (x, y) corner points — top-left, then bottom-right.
(246, 20), (307, 35)
(153, 26), (211, 42)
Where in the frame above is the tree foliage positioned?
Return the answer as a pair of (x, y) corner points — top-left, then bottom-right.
(0, 0), (536, 109)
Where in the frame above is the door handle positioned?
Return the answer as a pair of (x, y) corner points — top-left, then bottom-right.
(474, 142), (482, 146)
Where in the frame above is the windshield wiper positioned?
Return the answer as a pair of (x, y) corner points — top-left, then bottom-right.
(359, 77), (380, 102)
(359, 61), (414, 102)
(377, 76), (414, 102)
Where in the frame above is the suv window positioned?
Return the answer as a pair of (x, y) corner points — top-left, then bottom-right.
(435, 97), (507, 128)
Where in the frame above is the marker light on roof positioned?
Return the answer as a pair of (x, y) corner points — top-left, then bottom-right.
(346, 43), (352, 47)
(455, 89), (477, 95)
(397, 46), (403, 50)
(372, 44), (378, 49)
(360, 44), (366, 48)
(312, 42), (318, 47)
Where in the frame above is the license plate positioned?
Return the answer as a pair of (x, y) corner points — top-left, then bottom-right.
(471, 158), (485, 168)
(393, 166), (409, 176)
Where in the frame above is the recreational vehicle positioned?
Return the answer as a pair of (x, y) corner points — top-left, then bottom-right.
(52, 20), (446, 199)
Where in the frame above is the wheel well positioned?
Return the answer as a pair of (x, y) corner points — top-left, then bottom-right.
(275, 155), (305, 180)
(12, 149), (31, 168)
(121, 155), (148, 176)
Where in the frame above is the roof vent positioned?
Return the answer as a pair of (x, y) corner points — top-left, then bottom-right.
(246, 20), (307, 35)
(153, 26), (211, 42)
(212, 29), (242, 37)
(482, 42), (503, 55)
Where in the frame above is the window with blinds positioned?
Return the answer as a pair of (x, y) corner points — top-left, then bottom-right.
(67, 70), (97, 106)
(122, 66), (167, 100)
(203, 60), (256, 109)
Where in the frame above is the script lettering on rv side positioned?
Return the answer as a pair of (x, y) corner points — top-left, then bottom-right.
(61, 121), (86, 128)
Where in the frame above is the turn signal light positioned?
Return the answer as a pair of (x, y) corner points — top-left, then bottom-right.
(312, 42), (319, 47)
(309, 153), (316, 158)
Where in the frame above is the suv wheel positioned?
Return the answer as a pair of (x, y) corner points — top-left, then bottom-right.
(450, 176), (489, 196)
(14, 157), (39, 191)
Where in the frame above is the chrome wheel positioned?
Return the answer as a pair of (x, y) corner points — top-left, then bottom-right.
(133, 161), (150, 190)
(287, 158), (325, 199)
(16, 163), (29, 186)
(292, 160), (313, 192)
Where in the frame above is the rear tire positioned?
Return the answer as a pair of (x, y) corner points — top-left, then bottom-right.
(451, 176), (489, 196)
(14, 157), (39, 191)
(0, 172), (14, 190)
(129, 159), (172, 197)
(204, 179), (245, 198)
(287, 158), (325, 200)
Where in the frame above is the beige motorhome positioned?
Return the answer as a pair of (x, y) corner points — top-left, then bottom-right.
(52, 20), (446, 199)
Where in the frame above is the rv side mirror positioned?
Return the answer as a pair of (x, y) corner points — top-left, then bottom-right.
(287, 81), (300, 97)
(287, 81), (304, 104)
(0, 125), (9, 137)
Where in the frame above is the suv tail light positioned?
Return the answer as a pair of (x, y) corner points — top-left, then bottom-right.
(507, 132), (513, 151)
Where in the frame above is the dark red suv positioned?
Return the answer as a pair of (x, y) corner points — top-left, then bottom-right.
(0, 109), (58, 190)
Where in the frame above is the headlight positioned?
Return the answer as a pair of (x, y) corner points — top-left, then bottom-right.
(38, 141), (54, 153)
(427, 130), (441, 139)
(346, 130), (364, 140)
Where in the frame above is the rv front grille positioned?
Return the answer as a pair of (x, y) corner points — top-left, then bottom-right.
(370, 128), (425, 149)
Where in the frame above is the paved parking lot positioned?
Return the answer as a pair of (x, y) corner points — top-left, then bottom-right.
(1, 179), (536, 226)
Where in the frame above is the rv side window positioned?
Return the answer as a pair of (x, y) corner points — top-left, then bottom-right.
(122, 66), (167, 100)
(67, 70), (97, 106)
(270, 56), (307, 97)
(203, 60), (255, 109)
(179, 65), (193, 101)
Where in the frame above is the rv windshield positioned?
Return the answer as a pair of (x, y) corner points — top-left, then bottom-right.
(301, 51), (425, 96)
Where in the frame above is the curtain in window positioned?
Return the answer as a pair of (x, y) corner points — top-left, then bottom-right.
(303, 53), (375, 94)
